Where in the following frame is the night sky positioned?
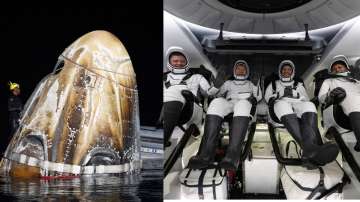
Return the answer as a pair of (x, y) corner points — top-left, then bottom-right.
(0, 6), (163, 152)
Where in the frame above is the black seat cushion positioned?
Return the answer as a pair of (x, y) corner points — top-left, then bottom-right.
(268, 101), (281, 124)
(333, 104), (351, 130)
(178, 99), (194, 125)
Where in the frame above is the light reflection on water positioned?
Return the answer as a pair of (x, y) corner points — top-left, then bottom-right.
(0, 169), (162, 202)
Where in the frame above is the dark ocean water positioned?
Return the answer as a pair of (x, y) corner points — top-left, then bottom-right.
(0, 169), (162, 202)
(0, 127), (164, 202)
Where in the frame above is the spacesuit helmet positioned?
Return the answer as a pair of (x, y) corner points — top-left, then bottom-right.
(233, 60), (250, 80)
(329, 55), (350, 77)
(278, 60), (295, 82)
(166, 46), (189, 74)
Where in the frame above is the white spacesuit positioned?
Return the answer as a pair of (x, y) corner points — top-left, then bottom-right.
(265, 60), (339, 167)
(163, 46), (218, 147)
(188, 60), (262, 170)
(318, 55), (360, 151)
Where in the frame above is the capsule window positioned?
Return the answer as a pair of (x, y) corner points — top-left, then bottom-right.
(53, 59), (65, 75)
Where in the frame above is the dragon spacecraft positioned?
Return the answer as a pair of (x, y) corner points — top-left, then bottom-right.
(0, 30), (141, 177)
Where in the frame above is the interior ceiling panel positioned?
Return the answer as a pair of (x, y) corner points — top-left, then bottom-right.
(218, 0), (312, 13)
(164, 0), (360, 34)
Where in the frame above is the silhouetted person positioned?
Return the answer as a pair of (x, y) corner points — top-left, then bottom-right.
(8, 82), (23, 135)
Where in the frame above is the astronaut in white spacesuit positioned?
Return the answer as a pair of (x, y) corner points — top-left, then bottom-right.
(188, 60), (262, 170)
(163, 46), (219, 147)
(265, 60), (339, 167)
(318, 55), (360, 151)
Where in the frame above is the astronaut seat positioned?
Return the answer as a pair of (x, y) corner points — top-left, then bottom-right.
(177, 105), (258, 200)
(163, 90), (204, 172)
(262, 96), (349, 200)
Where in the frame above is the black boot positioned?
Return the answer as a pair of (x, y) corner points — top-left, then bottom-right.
(188, 115), (223, 169)
(300, 113), (339, 167)
(281, 114), (339, 167)
(349, 112), (360, 152)
(163, 101), (183, 147)
(219, 116), (250, 171)
(301, 112), (323, 145)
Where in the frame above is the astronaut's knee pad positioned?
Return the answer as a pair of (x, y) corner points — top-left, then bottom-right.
(207, 98), (231, 118)
(273, 100), (293, 120)
(301, 101), (317, 113)
(234, 100), (252, 117)
(164, 86), (186, 104)
(341, 95), (360, 115)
